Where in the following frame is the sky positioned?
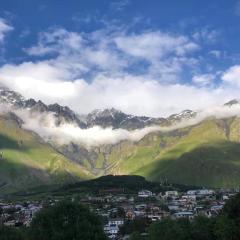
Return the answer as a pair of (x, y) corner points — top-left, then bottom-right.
(0, 0), (240, 117)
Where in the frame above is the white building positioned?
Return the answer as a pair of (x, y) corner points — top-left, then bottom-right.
(197, 189), (215, 196)
(187, 190), (197, 195)
(108, 218), (124, 226)
(182, 195), (197, 201)
(165, 191), (178, 197)
(187, 189), (215, 196)
(138, 190), (153, 198)
(174, 211), (194, 219)
(104, 218), (124, 238)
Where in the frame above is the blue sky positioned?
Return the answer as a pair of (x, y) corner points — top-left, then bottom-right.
(0, 0), (240, 117)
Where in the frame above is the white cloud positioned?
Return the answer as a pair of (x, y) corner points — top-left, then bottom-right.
(23, 27), (201, 84)
(192, 74), (216, 86)
(235, 1), (240, 16)
(209, 50), (221, 58)
(0, 61), (78, 99)
(192, 27), (219, 44)
(0, 61), (234, 117)
(0, 27), (239, 118)
(0, 18), (13, 43)
(115, 31), (199, 80)
(110, 0), (131, 11)
(11, 102), (240, 147)
(26, 28), (84, 56)
(115, 31), (199, 60)
(25, 28), (128, 74)
(222, 65), (240, 87)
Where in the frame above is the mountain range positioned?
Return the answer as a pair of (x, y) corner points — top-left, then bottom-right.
(0, 87), (240, 193)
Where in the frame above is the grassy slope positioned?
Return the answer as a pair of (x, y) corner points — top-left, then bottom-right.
(2, 112), (240, 191)
(107, 118), (240, 187)
(0, 114), (91, 193)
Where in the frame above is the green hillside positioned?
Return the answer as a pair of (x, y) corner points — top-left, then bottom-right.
(0, 114), (91, 194)
(2, 112), (240, 192)
(105, 117), (240, 187)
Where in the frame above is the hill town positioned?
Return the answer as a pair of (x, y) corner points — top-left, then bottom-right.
(0, 182), (238, 239)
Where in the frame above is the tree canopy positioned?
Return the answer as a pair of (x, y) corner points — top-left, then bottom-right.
(29, 201), (107, 240)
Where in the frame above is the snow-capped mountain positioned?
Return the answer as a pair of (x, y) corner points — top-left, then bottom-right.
(223, 99), (240, 107)
(168, 109), (197, 123)
(86, 108), (168, 129)
(2, 87), (240, 188)
(0, 87), (195, 130)
(0, 88), (87, 128)
(2, 87), (240, 132)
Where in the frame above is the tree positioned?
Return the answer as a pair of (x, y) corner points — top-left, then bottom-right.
(117, 207), (125, 218)
(119, 218), (149, 235)
(214, 193), (240, 240)
(0, 207), (3, 226)
(222, 193), (240, 220)
(0, 226), (25, 240)
(191, 216), (215, 240)
(149, 218), (191, 240)
(129, 231), (143, 240)
(29, 201), (107, 240)
(214, 215), (239, 240)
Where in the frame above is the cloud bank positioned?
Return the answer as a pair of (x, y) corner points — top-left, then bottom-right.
(7, 102), (240, 148)
(0, 24), (239, 118)
(0, 18), (13, 43)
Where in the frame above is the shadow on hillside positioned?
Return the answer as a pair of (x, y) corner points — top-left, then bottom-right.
(0, 156), (85, 196)
(137, 141), (240, 188)
(0, 134), (26, 150)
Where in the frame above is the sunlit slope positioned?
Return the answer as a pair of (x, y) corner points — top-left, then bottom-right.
(107, 117), (240, 187)
(0, 114), (91, 193)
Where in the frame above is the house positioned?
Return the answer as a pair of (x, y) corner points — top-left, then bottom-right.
(134, 210), (146, 217)
(104, 218), (124, 238)
(187, 189), (215, 196)
(104, 224), (119, 238)
(108, 218), (124, 226)
(210, 205), (223, 212)
(165, 191), (179, 197)
(173, 211), (194, 219)
(138, 190), (153, 198)
(197, 189), (215, 196)
(147, 214), (161, 221)
(187, 190), (197, 195)
(4, 220), (15, 226)
(222, 195), (229, 201)
(126, 210), (136, 220)
(182, 194), (197, 201)
(168, 205), (181, 211)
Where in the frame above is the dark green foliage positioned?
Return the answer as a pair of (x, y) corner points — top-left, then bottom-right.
(222, 193), (240, 220)
(29, 201), (107, 240)
(120, 218), (150, 235)
(148, 193), (240, 240)
(110, 207), (125, 218)
(129, 231), (143, 240)
(191, 216), (215, 240)
(148, 215), (236, 240)
(0, 226), (25, 240)
(0, 134), (20, 150)
(149, 218), (192, 240)
(2, 193), (240, 240)
(214, 215), (239, 240)
(214, 193), (240, 240)
(59, 175), (185, 195)
(62, 175), (162, 193)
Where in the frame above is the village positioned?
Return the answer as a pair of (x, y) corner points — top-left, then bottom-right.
(0, 187), (238, 239)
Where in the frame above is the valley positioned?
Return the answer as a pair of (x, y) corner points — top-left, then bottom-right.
(0, 88), (240, 192)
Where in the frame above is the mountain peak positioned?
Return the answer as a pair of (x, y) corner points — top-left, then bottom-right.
(168, 109), (196, 122)
(224, 99), (240, 107)
(89, 107), (123, 116)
